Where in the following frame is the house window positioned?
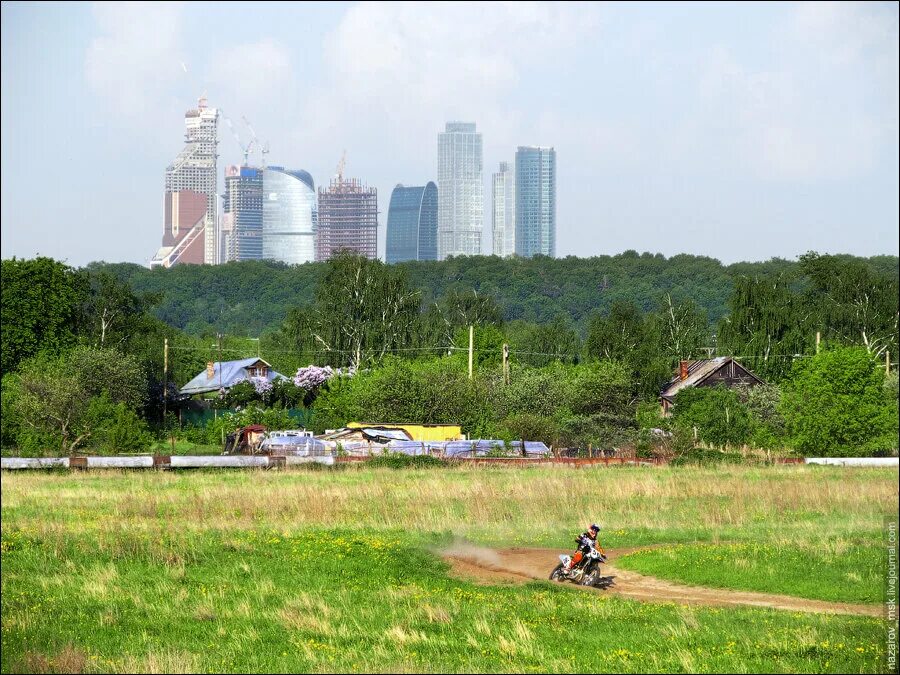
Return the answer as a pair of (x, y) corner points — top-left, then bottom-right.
(248, 366), (268, 378)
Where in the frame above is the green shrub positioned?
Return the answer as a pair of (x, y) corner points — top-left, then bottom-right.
(366, 453), (447, 469)
(781, 346), (898, 456)
(90, 398), (153, 454)
(671, 386), (752, 448)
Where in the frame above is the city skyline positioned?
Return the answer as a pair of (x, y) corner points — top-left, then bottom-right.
(2, 2), (898, 266)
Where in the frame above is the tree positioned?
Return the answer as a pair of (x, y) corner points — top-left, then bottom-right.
(506, 317), (582, 366)
(799, 252), (899, 359)
(7, 346), (147, 455)
(283, 254), (421, 368)
(671, 386), (752, 448)
(585, 301), (646, 361)
(780, 346), (898, 456)
(78, 270), (156, 349)
(655, 294), (708, 362)
(716, 274), (810, 380)
(1, 257), (86, 375)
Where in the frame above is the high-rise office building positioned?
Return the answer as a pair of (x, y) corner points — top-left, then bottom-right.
(515, 146), (556, 258)
(385, 182), (438, 263)
(492, 161), (515, 257)
(151, 97), (219, 268)
(262, 167), (317, 265)
(437, 122), (482, 259)
(222, 165), (263, 262)
(316, 176), (378, 261)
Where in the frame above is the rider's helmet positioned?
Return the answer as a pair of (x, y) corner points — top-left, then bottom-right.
(588, 523), (600, 539)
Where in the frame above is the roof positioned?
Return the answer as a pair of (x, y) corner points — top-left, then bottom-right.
(660, 357), (764, 401)
(179, 358), (287, 395)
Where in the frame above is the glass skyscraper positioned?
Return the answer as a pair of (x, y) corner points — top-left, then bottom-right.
(222, 166), (263, 262)
(492, 161), (515, 257)
(262, 167), (317, 265)
(515, 146), (556, 258)
(437, 122), (483, 259)
(386, 182), (438, 263)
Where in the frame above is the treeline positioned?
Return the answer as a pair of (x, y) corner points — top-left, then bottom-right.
(87, 252), (899, 337)
(1, 251), (897, 457)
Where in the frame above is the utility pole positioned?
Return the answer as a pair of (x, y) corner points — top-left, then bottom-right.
(468, 325), (474, 380)
(163, 337), (168, 422)
(215, 333), (222, 423)
(816, 331), (821, 354)
(887, 350), (891, 375)
(502, 343), (510, 385)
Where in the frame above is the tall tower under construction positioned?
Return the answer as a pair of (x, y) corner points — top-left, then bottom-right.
(315, 165), (378, 261)
(151, 97), (219, 267)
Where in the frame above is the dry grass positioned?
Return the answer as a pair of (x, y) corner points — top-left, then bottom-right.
(2, 465), (896, 551)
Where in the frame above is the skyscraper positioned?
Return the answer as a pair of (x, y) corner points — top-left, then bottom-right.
(515, 146), (556, 258)
(222, 165), (263, 262)
(151, 97), (219, 268)
(437, 122), (483, 259)
(492, 161), (515, 257)
(262, 167), (317, 265)
(385, 182), (438, 263)
(316, 175), (378, 261)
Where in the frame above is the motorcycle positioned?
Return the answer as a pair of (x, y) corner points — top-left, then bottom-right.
(549, 547), (615, 589)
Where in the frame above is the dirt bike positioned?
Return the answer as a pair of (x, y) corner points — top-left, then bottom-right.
(549, 547), (615, 589)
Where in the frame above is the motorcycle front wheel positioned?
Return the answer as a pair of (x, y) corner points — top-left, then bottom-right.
(582, 570), (599, 587)
(549, 563), (565, 581)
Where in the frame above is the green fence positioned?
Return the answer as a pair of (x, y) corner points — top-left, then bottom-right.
(178, 407), (313, 429)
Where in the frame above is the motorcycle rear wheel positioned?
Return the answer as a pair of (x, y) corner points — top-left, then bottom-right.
(549, 563), (565, 581)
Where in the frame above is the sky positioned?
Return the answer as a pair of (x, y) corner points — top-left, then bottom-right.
(1, 1), (898, 267)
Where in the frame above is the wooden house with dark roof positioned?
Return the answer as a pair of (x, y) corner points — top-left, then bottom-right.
(660, 357), (766, 415)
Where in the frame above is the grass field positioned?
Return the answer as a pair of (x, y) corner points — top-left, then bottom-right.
(2, 464), (896, 673)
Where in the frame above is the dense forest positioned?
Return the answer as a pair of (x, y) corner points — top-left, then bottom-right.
(2, 251), (897, 458)
(87, 253), (899, 337)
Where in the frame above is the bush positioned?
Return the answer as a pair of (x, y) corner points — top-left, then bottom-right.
(670, 448), (751, 466)
(367, 454), (448, 469)
(500, 413), (559, 447)
(89, 397), (152, 454)
(781, 346), (898, 456)
(671, 386), (752, 448)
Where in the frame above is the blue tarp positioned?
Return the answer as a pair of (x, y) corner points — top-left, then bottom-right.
(385, 439), (551, 457)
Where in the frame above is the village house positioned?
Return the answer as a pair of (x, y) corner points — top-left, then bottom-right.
(659, 357), (765, 415)
(179, 358), (287, 398)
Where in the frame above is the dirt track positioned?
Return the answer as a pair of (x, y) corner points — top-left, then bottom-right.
(442, 545), (881, 617)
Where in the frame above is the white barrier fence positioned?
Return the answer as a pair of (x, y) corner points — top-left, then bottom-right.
(1, 455), (335, 470)
(804, 457), (899, 467)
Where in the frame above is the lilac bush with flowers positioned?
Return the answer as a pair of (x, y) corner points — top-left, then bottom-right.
(292, 365), (335, 390)
(250, 376), (273, 400)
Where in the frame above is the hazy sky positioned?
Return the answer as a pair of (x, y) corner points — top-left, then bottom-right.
(2, 1), (898, 267)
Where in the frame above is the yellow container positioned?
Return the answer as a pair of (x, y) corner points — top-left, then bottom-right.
(347, 422), (463, 441)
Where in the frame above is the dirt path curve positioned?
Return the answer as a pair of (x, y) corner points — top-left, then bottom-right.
(442, 545), (881, 618)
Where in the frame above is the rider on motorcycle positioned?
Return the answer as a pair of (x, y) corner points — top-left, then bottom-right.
(565, 523), (605, 571)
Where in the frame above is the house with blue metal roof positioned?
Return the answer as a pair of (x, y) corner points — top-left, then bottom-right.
(180, 358), (287, 397)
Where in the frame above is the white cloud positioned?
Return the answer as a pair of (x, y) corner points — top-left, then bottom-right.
(85, 2), (186, 117)
(208, 39), (293, 110)
(292, 2), (602, 168)
(693, 3), (898, 183)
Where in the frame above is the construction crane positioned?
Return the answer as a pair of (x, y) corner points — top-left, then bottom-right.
(223, 114), (255, 166)
(241, 117), (270, 168)
(336, 150), (346, 181)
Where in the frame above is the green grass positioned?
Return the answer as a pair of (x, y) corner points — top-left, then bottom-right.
(616, 540), (885, 604)
(1, 465), (896, 673)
